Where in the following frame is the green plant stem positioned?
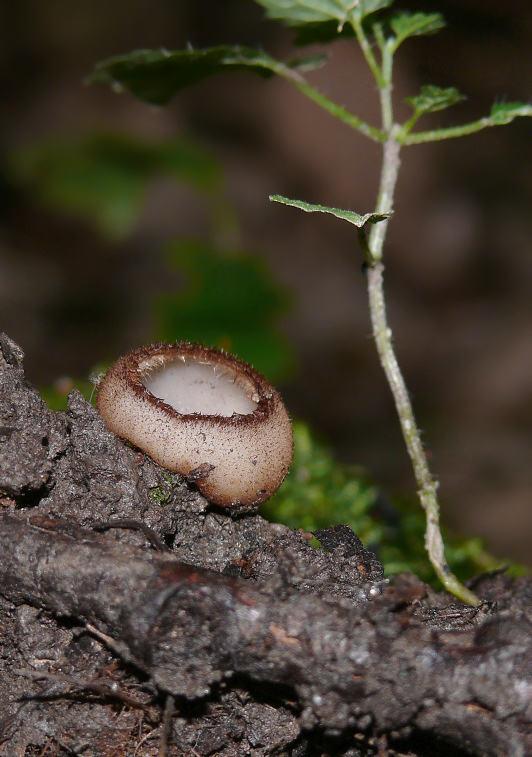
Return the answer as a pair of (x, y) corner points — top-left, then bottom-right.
(351, 18), (384, 88)
(402, 116), (506, 144)
(379, 45), (394, 132)
(364, 135), (481, 606)
(279, 67), (384, 142)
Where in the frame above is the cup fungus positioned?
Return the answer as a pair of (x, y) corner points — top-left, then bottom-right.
(96, 342), (293, 510)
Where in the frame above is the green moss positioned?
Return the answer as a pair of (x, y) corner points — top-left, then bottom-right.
(40, 377), (98, 411)
(148, 472), (182, 506)
(262, 420), (382, 547)
(264, 420), (526, 586)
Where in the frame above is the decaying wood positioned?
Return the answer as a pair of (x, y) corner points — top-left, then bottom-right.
(0, 333), (530, 756)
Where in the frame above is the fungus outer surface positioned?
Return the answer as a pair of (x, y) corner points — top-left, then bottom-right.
(96, 342), (293, 510)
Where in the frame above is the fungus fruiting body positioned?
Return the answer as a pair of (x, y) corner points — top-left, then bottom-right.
(96, 342), (293, 510)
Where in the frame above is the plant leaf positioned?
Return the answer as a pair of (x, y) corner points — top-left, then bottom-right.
(290, 20), (355, 45)
(406, 84), (466, 115)
(270, 194), (391, 227)
(89, 46), (296, 106)
(390, 12), (445, 50)
(254, 0), (392, 29)
(489, 101), (532, 125)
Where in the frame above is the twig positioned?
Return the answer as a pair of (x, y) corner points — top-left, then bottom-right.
(134, 727), (160, 756)
(91, 518), (170, 552)
(13, 669), (152, 712)
(0, 516), (526, 755)
(158, 694), (176, 757)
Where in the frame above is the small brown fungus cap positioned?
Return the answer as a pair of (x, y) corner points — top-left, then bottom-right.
(96, 342), (294, 510)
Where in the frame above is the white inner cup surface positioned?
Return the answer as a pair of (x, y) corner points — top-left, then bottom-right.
(142, 359), (258, 416)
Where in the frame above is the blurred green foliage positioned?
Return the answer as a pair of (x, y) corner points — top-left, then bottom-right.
(20, 127), (295, 392)
(40, 376), (97, 412)
(154, 239), (296, 381)
(8, 131), (221, 240)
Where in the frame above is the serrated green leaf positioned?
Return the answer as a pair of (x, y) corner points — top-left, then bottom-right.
(270, 194), (391, 227)
(489, 101), (532, 124)
(357, 0), (394, 18)
(89, 46), (290, 106)
(390, 12), (445, 50)
(254, 0), (392, 30)
(290, 19), (355, 45)
(406, 85), (466, 115)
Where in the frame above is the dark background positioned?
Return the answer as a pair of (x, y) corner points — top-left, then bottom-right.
(1, 0), (531, 563)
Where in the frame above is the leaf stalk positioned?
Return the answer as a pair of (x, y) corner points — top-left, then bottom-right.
(287, 76), (384, 142)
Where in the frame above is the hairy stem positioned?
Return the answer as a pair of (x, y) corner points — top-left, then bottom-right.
(364, 136), (480, 606)
(351, 18), (384, 88)
(293, 78), (384, 142)
(403, 116), (514, 144)
(278, 63), (384, 142)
